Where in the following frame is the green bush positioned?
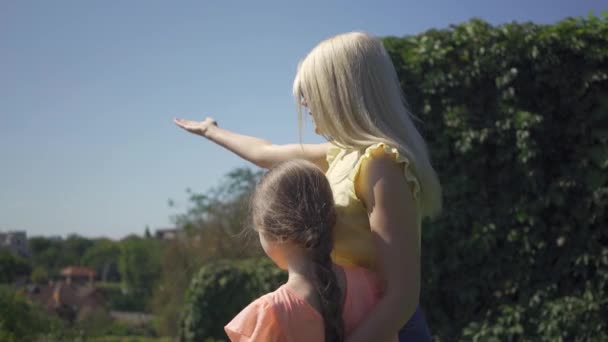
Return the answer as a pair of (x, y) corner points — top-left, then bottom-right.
(95, 282), (144, 312)
(0, 285), (72, 341)
(178, 258), (287, 342)
(382, 14), (607, 341)
(30, 266), (49, 285)
(0, 250), (31, 283)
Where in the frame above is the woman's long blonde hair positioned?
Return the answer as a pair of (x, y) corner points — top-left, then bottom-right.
(293, 31), (442, 217)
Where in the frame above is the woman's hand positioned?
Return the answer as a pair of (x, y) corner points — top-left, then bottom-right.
(174, 117), (217, 137)
(172, 116), (330, 170)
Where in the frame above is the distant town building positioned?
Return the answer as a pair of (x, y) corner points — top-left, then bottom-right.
(154, 227), (184, 240)
(0, 230), (30, 258)
(60, 266), (97, 285)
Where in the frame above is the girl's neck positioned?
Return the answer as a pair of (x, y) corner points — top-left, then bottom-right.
(283, 253), (346, 316)
(286, 254), (317, 286)
(285, 254), (323, 314)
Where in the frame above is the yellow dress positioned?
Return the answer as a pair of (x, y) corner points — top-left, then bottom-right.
(325, 142), (422, 270)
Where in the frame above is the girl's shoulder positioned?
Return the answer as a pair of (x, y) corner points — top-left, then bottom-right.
(225, 291), (283, 341)
(225, 286), (323, 341)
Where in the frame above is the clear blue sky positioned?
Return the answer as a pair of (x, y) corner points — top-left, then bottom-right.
(1, 0), (604, 239)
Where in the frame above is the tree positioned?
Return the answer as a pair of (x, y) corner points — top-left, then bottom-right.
(63, 234), (94, 263)
(81, 239), (121, 282)
(118, 237), (163, 310)
(28, 235), (95, 277)
(0, 285), (67, 341)
(30, 266), (49, 285)
(153, 167), (263, 335)
(0, 250), (31, 283)
(28, 237), (62, 276)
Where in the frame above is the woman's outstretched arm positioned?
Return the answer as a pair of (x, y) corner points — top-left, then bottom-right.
(174, 117), (331, 170)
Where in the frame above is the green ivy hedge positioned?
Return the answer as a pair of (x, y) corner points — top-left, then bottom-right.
(178, 258), (286, 342)
(382, 14), (607, 341)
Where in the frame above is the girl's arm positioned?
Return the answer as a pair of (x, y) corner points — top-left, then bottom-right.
(347, 154), (421, 342)
(174, 117), (331, 170)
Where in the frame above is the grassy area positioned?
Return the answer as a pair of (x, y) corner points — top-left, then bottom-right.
(89, 337), (172, 342)
(96, 282), (123, 290)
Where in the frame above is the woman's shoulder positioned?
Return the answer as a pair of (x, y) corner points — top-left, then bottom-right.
(359, 142), (408, 166)
(335, 142), (411, 169)
(351, 143), (421, 202)
(325, 143), (343, 165)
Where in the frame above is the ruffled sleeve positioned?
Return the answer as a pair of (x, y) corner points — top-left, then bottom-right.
(349, 143), (421, 202)
(225, 298), (284, 342)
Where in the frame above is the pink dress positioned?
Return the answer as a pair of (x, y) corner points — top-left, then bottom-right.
(225, 266), (395, 342)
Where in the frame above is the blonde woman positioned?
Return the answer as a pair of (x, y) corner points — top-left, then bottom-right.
(175, 32), (441, 341)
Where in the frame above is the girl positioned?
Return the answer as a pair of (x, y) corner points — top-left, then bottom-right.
(225, 160), (391, 342)
(175, 32), (441, 341)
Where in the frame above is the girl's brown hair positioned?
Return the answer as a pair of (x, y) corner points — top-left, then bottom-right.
(251, 159), (343, 342)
